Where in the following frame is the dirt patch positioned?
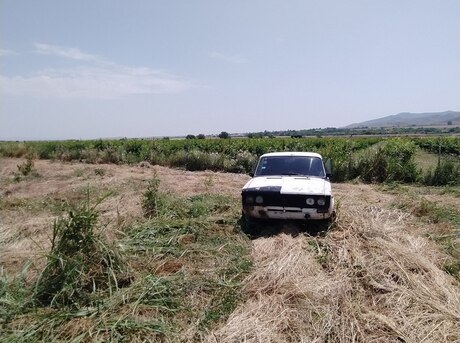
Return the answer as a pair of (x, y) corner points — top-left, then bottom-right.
(0, 158), (249, 198)
(155, 259), (184, 276)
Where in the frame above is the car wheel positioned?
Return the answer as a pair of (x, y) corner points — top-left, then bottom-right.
(240, 214), (257, 236)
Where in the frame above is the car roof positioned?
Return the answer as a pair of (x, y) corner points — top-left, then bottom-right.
(259, 152), (323, 158)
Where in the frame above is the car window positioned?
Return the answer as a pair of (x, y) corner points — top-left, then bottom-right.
(255, 156), (325, 177)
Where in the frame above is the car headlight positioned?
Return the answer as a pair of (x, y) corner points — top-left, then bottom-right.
(246, 196), (254, 204)
(306, 198), (315, 205)
(255, 195), (264, 204)
(317, 197), (326, 206)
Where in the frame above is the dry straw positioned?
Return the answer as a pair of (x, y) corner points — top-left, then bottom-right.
(208, 192), (460, 343)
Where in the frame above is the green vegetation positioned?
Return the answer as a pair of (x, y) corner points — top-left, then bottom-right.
(412, 136), (460, 156)
(34, 195), (123, 308)
(414, 200), (460, 280)
(0, 181), (252, 341)
(333, 139), (419, 183)
(243, 125), (460, 137)
(142, 172), (161, 218)
(218, 131), (230, 139)
(424, 159), (460, 186)
(1, 136), (459, 185)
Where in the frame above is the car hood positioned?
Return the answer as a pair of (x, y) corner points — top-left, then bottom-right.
(242, 176), (332, 196)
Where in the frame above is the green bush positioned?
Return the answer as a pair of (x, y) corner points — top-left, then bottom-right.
(424, 159), (460, 186)
(142, 173), (161, 218)
(0, 142), (28, 158)
(352, 139), (419, 183)
(169, 150), (222, 171)
(233, 151), (258, 173)
(101, 146), (121, 164)
(34, 196), (123, 308)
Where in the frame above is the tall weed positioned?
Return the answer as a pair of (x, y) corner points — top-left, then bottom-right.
(424, 159), (460, 186)
(352, 139), (419, 183)
(34, 194), (123, 308)
(142, 172), (162, 218)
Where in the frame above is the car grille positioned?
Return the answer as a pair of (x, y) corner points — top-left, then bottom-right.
(242, 191), (330, 209)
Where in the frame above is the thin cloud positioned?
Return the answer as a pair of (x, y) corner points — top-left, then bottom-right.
(34, 43), (102, 62)
(1, 67), (193, 99)
(209, 51), (248, 64)
(0, 49), (17, 57)
(1, 44), (194, 99)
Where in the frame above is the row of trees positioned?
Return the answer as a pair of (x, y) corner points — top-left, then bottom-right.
(186, 132), (230, 139)
(185, 126), (460, 141)
(245, 126), (460, 138)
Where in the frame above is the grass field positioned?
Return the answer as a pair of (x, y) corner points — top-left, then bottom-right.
(1, 155), (459, 342)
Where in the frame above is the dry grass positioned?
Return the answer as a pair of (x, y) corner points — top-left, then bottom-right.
(397, 184), (460, 210)
(0, 158), (250, 274)
(208, 185), (460, 343)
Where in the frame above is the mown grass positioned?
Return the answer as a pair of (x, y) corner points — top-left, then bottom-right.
(0, 185), (117, 217)
(411, 200), (460, 279)
(385, 187), (460, 281)
(211, 185), (460, 342)
(0, 182), (252, 341)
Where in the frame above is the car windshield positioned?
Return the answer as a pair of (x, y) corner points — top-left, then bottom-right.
(254, 156), (325, 178)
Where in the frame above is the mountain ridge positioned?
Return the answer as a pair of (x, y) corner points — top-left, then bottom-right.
(346, 111), (460, 128)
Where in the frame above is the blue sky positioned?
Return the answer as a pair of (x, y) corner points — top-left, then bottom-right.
(1, 0), (459, 140)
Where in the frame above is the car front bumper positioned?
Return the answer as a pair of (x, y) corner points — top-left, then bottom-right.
(243, 205), (334, 220)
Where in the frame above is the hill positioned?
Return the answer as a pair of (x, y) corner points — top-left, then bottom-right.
(347, 111), (460, 128)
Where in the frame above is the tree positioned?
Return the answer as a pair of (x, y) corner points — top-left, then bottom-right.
(247, 132), (264, 138)
(218, 131), (230, 139)
(197, 134), (206, 139)
(186, 134), (196, 139)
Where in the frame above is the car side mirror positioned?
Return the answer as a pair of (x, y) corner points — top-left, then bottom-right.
(249, 172), (254, 177)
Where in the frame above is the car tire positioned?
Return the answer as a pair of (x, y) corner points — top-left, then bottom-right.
(240, 214), (257, 236)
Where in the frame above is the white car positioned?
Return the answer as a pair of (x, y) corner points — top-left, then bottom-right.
(241, 152), (335, 230)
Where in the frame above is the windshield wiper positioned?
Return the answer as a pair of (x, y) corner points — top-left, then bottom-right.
(281, 172), (306, 176)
